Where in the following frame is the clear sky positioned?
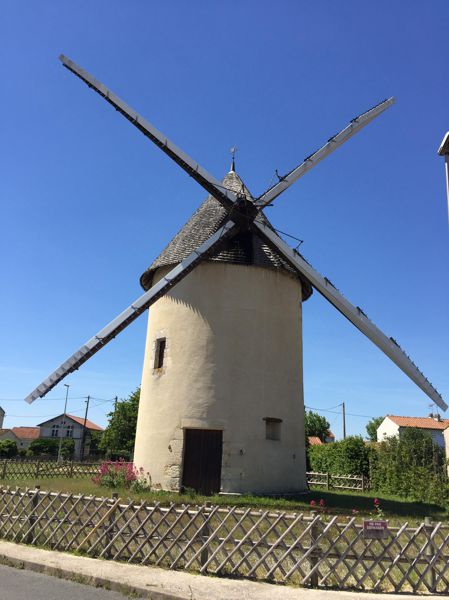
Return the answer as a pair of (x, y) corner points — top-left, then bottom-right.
(1, 1), (448, 438)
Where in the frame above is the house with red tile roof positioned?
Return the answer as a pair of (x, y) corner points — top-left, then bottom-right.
(308, 436), (323, 446)
(377, 415), (449, 453)
(0, 424), (40, 450)
(37, 413), (103, 460)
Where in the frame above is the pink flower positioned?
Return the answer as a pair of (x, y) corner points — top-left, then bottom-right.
(310, 500), (317, 507)
(319, 499), (325, 507)
(373, 498), (380, 506)
(352, 509), (358, 515)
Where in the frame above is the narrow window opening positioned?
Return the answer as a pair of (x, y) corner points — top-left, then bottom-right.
(263, 417), (282, 441)
(154, 337), (166, 369)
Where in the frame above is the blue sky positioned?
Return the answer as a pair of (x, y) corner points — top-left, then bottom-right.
(1, 1), (448, 438)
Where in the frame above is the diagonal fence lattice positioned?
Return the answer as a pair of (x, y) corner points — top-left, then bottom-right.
(0, 460), (101, 480)
(0, 487), (448, 593)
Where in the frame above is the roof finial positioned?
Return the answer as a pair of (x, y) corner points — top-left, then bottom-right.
(230, 145), (237, 172)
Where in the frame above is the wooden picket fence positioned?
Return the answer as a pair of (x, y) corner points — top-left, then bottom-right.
(0, 486), (447, 593)
(307, 471), (368, 492)
(0, 460), (101, 480)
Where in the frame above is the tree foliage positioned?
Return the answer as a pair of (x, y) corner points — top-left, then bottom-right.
(99, 388), (140, 460)
(28, 438), (75, 459)
(304, 410), (330, 442)
(0, 439), (18, 458)
(370, 428), (448, 504)
(308, 436), (372, 477)
(365, 416), (384, 441)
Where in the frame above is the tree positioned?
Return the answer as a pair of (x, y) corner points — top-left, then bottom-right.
(88, 430), (103, 458)
(28, 438), (74, 459)
(99, 388), (140, 460)
(366, 416), (384, 442)
(0, 440), (18, 458)
(304, 410), (330, 442)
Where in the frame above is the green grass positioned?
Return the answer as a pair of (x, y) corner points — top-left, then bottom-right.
(1, 476), (447, 524)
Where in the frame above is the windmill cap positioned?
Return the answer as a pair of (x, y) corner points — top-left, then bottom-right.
(438, 132), (449, 155)
(139, 170), (313, 300)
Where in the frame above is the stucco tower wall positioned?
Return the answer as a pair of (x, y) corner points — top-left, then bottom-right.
(134, 261), (307, 494)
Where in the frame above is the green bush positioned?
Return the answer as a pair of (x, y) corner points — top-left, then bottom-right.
(370, 428), (448, 505)
(308, 436), (372, 477)
(28, 438), (75, 459)
(0, 440), (18, 458)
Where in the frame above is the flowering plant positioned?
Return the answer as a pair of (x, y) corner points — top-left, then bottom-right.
(372, 497), (384, 517)
(93, 459), (151, 491)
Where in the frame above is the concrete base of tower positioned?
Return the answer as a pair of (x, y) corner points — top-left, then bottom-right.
(134, 261), (308, 495)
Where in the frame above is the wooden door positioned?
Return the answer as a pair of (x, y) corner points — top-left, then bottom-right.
(182, 429), (223, 495)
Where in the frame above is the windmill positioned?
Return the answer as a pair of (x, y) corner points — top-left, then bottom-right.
(25, 55), (446, 495)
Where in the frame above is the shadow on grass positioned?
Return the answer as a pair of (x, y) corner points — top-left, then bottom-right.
(1, 477), (446, 523)
(302, 489), (446, 522)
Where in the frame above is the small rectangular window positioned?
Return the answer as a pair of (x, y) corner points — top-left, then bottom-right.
(264, 417), (282, 441)
(154, 337), (166, 369)
(66, 425), (74, 438)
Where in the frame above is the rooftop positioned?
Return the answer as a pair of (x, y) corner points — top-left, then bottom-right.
(140, 170), (312, 300)
(37, 413), (103, 431)
(308, 436), (323, 445)
(11, 427), (40, 440)
(387, 415), (449, 431)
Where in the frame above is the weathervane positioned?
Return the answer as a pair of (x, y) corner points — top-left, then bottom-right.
(230, 145), (237, 172)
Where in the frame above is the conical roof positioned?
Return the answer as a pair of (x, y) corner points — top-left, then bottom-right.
(140, 171), (312, 300)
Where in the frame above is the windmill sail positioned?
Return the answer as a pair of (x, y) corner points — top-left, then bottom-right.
(24, 55), (445, 411)
(253, 218), (447, 411)
(59, 55), (238, 212)
(256, 98), (394, 209)
(25, 221), (238, 403)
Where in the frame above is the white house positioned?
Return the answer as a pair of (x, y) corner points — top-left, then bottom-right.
(38, 413), (103, 460)
(377, 415), (449, 451)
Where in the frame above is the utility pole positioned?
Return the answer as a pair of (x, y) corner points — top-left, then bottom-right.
(342, 401), (346, 440)
(57, 383), (70, 463)
(114, 396), (118, 411)
(80, 395), (90, 463)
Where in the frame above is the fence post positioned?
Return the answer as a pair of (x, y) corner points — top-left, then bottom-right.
(361, 476), (365, 493)
(2, 460), (7, 479)
(69, 461), (74, 478)
(35, 460), (40, 478)
(424, 516), (436, 592)
(326, 472), (330, 491)
(308, 511), (319, 587)
(25, 485), (40, 545)
(200, 501), (211, 570)
(104, 492), (119, 558)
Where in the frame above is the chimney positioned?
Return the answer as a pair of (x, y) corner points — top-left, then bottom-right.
(0, 406), (4, 429)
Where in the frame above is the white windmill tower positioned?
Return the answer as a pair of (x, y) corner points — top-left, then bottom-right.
(25, 56), (447, 495)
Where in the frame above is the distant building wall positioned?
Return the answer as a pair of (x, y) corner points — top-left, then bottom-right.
(0, 430), (19, 444)
(377, 417), (399, 441)
(377, 417), (446, 449)
(39, 417), (86, 460)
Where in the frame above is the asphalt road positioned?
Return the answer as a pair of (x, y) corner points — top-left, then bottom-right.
(0, 564), (129, 600)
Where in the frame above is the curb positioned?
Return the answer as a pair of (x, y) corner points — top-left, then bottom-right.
(0, 548), (189, 600)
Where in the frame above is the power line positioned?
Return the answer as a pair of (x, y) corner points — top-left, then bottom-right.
(305, 404), (375, 419)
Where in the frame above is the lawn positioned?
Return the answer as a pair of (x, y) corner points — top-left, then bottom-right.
(0, 477), (446, 524)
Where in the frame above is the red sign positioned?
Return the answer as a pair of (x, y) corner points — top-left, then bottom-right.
(363, 520), (389, 539)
